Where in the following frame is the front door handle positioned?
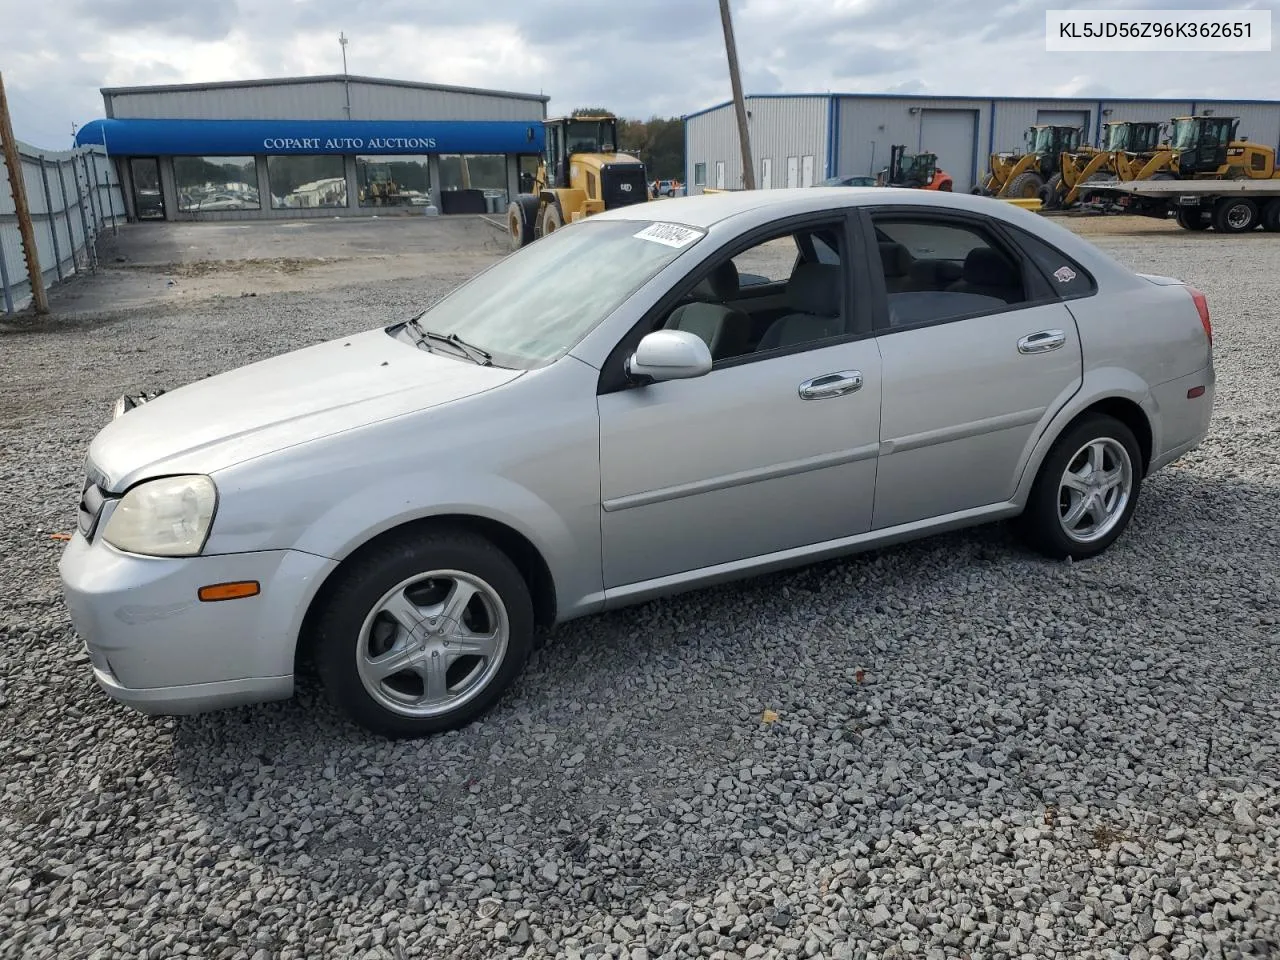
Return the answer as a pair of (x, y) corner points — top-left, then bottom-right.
(799, 370), (863, 400)
(1017, 329), (1066, 354)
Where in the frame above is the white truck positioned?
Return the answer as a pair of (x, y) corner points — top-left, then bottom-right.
(1083, 178), (1280, 234)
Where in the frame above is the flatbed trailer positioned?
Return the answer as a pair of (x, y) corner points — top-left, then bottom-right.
(1083, 178), (1280, 233)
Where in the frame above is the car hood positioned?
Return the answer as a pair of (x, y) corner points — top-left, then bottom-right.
(87, 327), (522, 491)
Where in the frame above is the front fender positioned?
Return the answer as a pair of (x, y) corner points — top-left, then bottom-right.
(1011, 366), (1157, 505)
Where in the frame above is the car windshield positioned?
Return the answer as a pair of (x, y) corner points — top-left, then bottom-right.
(401, 219), (705, 368)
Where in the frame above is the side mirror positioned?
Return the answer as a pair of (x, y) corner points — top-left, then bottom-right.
(626, 330), (713, 382)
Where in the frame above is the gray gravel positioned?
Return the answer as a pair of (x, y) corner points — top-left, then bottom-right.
(1, 222), (1278, 960)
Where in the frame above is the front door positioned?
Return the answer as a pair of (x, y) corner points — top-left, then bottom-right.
(864, 210), (1084, 529)
(129, 157), (165, 221)
(596, 214), (881, 589)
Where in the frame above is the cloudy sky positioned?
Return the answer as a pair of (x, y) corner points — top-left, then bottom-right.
(3, 0), (1278, 149)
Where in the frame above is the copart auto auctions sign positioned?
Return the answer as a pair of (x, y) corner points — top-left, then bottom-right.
(261, 136), (441, 151)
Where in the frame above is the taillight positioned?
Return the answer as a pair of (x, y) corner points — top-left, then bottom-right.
(1187, 286), (1212, 346)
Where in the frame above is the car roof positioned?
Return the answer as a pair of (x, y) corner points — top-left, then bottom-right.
(589, 187), (1131, 282)
(590, 187), (1034, 230)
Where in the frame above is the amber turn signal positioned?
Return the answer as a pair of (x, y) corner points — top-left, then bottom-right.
(198, 581), (261, 602)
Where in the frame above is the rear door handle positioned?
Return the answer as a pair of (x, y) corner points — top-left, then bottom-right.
(1017, 329), (1066, 354)
(799, 370), (863, 400)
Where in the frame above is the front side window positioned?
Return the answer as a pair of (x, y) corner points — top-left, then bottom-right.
(653, 221), (849, 362)
(873, 217), (1028, 328)
(405, 219), (705, 368)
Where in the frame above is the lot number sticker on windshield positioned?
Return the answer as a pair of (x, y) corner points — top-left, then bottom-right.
(634, 222), (703, 248)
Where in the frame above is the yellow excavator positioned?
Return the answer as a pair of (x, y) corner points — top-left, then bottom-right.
(973, 125), (1084, 199)
(508, 114), (651, 249)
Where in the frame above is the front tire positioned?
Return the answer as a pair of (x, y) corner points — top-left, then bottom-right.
(541, 201), (564, 236)
(1019, 414), (1143, 561)
(314, 527), (535, 738)
(507, 197), (537, 250)
(1176, 207), (1211, 230)
(1006, 171), (1045, 200)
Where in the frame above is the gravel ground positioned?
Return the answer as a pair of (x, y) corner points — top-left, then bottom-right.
(1, 220), (1278, 960)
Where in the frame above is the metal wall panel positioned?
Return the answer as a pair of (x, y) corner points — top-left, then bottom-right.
(106, 80), (544, 123)
(838, 97), (990, 189)
(1099, 100), (1193, 128)
(684, 96), (828, 195)
(1207, 103), (1280, 150)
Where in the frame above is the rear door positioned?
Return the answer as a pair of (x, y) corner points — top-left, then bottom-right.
(861, 207), (1087, 529)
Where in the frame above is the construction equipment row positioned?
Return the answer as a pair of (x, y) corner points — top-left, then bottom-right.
(973, 116), (1280, 215)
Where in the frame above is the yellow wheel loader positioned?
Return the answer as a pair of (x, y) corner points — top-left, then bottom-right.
(507, 115), (651, 249)
(973, 125), (1083, 200)
(1045, 121), (1164, 209)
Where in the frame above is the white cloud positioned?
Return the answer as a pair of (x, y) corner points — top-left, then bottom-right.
(1, 0), (1278, 149)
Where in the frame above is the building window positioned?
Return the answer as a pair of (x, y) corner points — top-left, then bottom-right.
(174, 156), (260, 212)
(356, 155), (432, 207)
(266, 155), (348, 209)
(437, 154), (509, 213)
(693, 163), (707, 187)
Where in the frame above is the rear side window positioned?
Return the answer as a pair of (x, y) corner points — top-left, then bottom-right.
(1007, 227), (1097, 299)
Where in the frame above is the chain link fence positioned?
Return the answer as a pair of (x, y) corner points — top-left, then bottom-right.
(1, 140), (125, 314)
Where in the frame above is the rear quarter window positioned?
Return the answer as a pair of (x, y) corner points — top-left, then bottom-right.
(1007, 227), (1097, 299)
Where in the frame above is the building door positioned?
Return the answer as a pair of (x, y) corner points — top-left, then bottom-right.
(801, 155), (815, 187)
(919, 109), (979, 191)
(761, 157), (772, 189)
(786, 156), (799, 187)
(129, 157), (165, 221)
(715, 161), (726, 189)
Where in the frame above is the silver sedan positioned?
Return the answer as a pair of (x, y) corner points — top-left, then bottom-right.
(59, 187), (1215, 738)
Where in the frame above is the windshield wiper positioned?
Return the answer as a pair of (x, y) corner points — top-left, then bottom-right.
(402, 316), (492, 366)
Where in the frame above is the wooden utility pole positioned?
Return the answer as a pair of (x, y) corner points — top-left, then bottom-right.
(0, 72), (48, 314)
(718, 0), (756, 190)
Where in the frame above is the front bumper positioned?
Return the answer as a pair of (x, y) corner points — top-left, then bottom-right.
(58, 534), (337, 716)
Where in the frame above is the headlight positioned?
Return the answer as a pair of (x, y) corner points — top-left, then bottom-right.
(101, 475), (217, 557)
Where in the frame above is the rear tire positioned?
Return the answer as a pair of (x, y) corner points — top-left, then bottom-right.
(1006, 171), (1045, 200)
(1261, 199), (1280, 232)
(1212, 196), (1259, 233)
(1019, 414), (1143, 561)
(314, 527), (535, 738)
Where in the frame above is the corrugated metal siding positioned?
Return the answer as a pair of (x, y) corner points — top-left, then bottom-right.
(107, 80), (543, 122)
(1099, 100), (1193, 128)
(747, 97), (829, 189)
(685, 97), (828, 195)
(1208, 104), (1280, 150)
(347, 83), (544, 121)
(837, 97), (989, 189)
(686, 104), (737, 195)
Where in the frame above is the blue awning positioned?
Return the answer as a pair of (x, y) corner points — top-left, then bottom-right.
(74, 118), (545, 156)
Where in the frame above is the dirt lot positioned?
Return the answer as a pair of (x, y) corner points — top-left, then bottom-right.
(29, 215), (512, 319)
